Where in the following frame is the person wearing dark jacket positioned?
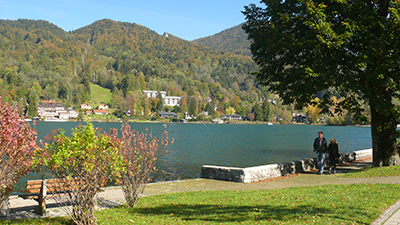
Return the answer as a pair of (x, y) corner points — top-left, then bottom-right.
(313, 130), (328, 174)
(328, 138), (339, 174)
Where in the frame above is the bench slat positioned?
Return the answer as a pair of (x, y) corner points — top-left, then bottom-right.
(26, 180), (43, 185)
(25, 189), (41, 194)
(22, 179), (107, 194)
(26, 184), (43, 189)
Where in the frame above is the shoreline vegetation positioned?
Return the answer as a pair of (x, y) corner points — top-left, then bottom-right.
(6, 164), (400, 224)
(63, 118), (370, 127)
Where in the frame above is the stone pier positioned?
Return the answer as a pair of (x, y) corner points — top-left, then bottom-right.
(201, 149), (372, 183)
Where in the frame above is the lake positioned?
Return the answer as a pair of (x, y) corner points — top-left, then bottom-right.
(13, 122), (372, 193)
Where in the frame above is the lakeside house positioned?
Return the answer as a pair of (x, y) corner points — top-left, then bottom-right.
(37, 102), (77, 120)
(67, 108), (79, 119)
(212, 118), (224, 124)
(222, 114), (243, 121)
(93, 109), (109, 115)
(159, 111), (178, 119)
(184, 112), (193, 120)
(58, 111), (70, 120)
(292, 113), (308, 123)
(80, 103), (92, 110)
(164, 96), (181, 106)
(143, 90), (182, 107)
(97, 104), (109, 110)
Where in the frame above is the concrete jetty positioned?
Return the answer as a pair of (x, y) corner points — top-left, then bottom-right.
(201, 149), (372, 183)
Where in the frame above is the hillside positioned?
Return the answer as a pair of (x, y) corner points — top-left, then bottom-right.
(191, 24), (251, 57)
(90, 83), (112, 107)
(0, 19), (275, 118)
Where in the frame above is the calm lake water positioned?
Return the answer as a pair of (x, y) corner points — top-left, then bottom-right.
(13, 122), (372, 193)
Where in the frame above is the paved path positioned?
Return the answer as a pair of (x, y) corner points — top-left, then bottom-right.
(378, 200), (400, 225)
(1, 158), (400, 224)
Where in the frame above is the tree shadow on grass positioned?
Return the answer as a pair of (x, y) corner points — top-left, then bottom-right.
(129, 203), (372, 224)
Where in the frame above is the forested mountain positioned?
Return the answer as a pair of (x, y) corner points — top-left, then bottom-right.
(0, 19), (291, 121)
(192, 24), (251, 57)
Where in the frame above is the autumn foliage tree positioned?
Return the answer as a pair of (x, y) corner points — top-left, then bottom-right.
(247, 112), (255, 122)
(118, 123), (171, 207)
(0, 96), (39, 215)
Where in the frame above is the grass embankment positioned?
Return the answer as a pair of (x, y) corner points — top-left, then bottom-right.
(89, 83), (112, 106)
(5, 166), (400, 224)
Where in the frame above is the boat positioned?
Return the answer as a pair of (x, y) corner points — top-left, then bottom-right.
(268, 122), (273, 125)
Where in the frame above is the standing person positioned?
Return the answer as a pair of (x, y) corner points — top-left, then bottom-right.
(328, 138), (340, 174)
(313, 130), (328, 174)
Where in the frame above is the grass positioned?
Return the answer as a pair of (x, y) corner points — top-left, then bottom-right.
(339, 164), (400, 178)
(5, 183), (400, 224)
(89, 83), (112, 107)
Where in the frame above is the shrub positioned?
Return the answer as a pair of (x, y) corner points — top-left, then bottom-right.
(119, 123), (172, 207)
(0, 96), (39, 215)
(39, 123), (123, 225)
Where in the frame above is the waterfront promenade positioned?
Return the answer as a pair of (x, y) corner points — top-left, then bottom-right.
(2, 158), (400, 224)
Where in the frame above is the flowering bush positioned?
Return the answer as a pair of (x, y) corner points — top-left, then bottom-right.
(0, 96), (39, 215)
(119, 123), (172, 207)
(40, 123), (123, 225)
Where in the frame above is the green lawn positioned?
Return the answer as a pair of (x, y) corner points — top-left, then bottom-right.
(339, 164), (400, 178)
(5, 165), (400, 224)
(89, 83), (112, 107)
(6, 183), (400, 224)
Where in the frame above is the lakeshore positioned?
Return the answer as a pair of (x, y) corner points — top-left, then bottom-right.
(15, 123), (372, 193)
(3, 157), (400, 224)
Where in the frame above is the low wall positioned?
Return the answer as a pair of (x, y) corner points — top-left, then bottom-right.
(201, 149), (372, 183)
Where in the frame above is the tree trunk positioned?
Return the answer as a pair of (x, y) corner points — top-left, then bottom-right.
(370, 104), (400, 167)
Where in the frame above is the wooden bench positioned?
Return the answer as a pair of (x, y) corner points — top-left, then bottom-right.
(18, 178), (106, 215)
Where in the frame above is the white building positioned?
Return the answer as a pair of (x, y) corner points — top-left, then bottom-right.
(222, 114), (243, 121)
(143, 90), (181, 107)
(164, 96), (181, 106)
(143, 90), (167, 98)
(80, 103), (92, 110)
(58, 111), (70, 120)
(68, 109), (79, 119)
(97, 104), (109, 110)
(37, 103), (65, 118)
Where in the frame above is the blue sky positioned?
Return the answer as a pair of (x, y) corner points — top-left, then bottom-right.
(0, 0), (262, 41)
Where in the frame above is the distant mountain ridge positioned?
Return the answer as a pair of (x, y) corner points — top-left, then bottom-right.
(191, 24), (251, 57)
(0, 19), (66, 35)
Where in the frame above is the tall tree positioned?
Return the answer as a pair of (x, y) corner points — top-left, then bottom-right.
(156, 92), (164, 112)
(252, 103), (264, 121)
(27, 90), (38, 118)
(262, 100), (272, 122)
(188, 96), (198, 117)
(126, 94), (136, 116)
(243, 0), (400, 166)
(142, 95), (150, 117)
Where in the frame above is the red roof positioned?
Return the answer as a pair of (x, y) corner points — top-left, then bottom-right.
(93, 110), (109, 114)
(42, 100), (58, 104)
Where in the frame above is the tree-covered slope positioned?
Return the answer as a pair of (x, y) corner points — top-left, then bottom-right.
(191, 24), (251, 57)
(0, 19), (284, 121)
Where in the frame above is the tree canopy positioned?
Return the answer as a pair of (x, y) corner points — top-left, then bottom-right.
(243, 0), (400, 166)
